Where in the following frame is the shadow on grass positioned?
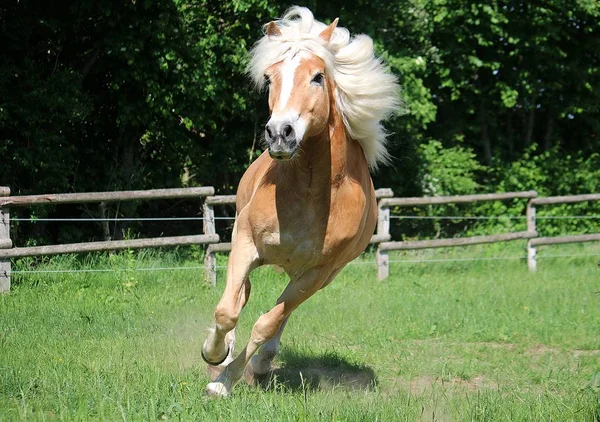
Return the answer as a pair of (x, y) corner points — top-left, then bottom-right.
(245, 349), (377, 392)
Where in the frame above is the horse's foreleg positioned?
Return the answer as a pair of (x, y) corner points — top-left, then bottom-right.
(250, 315), (289, 375)
(247, 266), (342, 378)
(206, 266), (330, 397)
(202, 237), (257, 366)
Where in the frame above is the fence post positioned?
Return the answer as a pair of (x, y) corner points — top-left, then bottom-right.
(376, 200), (390, 280)
(203, 201), (217, 287)
(1, 187), (11, 293)
(526, 198), (537, 272)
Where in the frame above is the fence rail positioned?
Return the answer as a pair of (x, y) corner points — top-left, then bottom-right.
(0, 186), (217, 292)
(376, 191), (542, 279)
(525, 194), (600, 271)
(0, 234), (219, 259)
(1, 185), (598, 292)
(379, 191), (537, 207)
(0, 187), (215, 207)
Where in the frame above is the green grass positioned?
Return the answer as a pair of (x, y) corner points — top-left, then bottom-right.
(1, 243), (599, 421)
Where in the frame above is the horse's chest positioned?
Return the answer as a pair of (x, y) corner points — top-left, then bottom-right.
(250, 202), (327, 262)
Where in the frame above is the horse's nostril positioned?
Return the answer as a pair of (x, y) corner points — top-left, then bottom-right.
(283, 125), (293, 138)
(266, 125), (273, 139)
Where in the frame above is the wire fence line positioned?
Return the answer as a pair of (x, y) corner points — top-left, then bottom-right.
(389, 215), (600, 220)
(9, 215), (600, 223)
(10, 217), (236, 222)
(8, 252), (599, 275)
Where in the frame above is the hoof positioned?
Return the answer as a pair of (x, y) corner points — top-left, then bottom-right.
(244, 362), (272, 388)
(244, 363), (259, 386)
(205, 381), (230, 397)
(201, 344), (230, 366)
(250, 354), (273, 376)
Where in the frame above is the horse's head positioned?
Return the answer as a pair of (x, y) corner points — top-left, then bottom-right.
(249, 7), (400, 167)
(262, 20), (338, 161)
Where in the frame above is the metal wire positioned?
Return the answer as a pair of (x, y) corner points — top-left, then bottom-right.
(11, 217), (236, 222)
(387, 256), (526, 263)
(9, 215), (600, 222)
(10, 266), (207, 274)
(386, 253), (600, 264)
(8, 252), (599, 275)
(389, 215), (600, 220)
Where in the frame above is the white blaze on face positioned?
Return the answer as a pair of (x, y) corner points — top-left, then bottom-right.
(267, 52), (310, 146)
(277, 54), (303, 111)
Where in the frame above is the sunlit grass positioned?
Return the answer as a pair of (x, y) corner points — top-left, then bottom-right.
(1, 243), (599, 420)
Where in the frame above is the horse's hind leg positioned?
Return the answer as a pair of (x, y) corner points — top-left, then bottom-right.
(206, 266), (331, 396)
(202, 236), (258, 366)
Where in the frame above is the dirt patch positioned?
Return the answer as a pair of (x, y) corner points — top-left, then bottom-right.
(525, 344), (561, 357)
(468, 341), (517, 350)
(407, 339), (517, 351)
(393, 374), (498, 395)
(572, 349), (600, 358)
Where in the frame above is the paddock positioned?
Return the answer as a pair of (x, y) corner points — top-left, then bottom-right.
(1, 186), (599, 418)
(1, 243), (598, 420)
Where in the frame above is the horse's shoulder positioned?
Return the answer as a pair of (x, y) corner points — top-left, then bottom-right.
(236, 151), (272, 213)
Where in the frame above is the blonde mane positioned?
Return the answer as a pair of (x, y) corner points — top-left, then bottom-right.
(247, 6), (401, 169)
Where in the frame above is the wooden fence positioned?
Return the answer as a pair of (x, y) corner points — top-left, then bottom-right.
(0, 187), (219, 292)
(526, 193), (600, 271)
(1, 186), (598, 292)
(375, 191), (538, 280)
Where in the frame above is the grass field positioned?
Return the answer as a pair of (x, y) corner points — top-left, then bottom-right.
(1, 243), (599, 421)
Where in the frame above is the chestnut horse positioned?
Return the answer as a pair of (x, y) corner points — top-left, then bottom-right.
(202, 6), (400, 396)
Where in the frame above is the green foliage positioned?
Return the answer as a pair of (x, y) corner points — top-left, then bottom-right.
(418, 140), (484, 196)
(486, 145), (600, 236)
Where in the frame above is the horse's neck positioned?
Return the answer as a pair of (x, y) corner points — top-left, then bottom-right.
(269, 100), (356, 195)
(289, 112), (349, 193)
(325, 107), (350, 184)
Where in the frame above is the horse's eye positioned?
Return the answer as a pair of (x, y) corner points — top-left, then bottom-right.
(264, 75), (271, 87)
(311, 73), (324, 86)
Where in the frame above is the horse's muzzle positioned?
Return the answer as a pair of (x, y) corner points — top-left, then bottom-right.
(268, 137), (297, 160)
(266, 121), (298, 160)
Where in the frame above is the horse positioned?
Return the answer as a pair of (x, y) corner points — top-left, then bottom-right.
(201, 6), (400, 397)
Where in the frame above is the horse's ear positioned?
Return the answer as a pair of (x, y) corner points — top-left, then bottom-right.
(319, 18), (339, 43)
(266, 21), (282, 37)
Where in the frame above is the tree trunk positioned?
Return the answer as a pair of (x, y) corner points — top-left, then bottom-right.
(543, 114), (554, 151)
(507, 112), (514, 158)
(480, 100), (492, 166)
(524, 96), (537, 146)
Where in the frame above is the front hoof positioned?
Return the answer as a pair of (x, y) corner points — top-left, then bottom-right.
(205, 381), (230, 397)
(201, 344), (230, 366)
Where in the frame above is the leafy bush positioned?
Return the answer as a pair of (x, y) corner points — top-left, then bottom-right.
(393, 143), (600, 240)
(391, 140), (485, 240)
(484, 145), (600, 236)
(418, 140), (484, 197)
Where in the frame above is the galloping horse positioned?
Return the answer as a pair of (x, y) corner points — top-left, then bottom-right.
(202, 6), (400, 396)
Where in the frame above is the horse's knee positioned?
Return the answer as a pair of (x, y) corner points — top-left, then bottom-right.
(214, 305), (238, 332)
(251, 312), (284, 345)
